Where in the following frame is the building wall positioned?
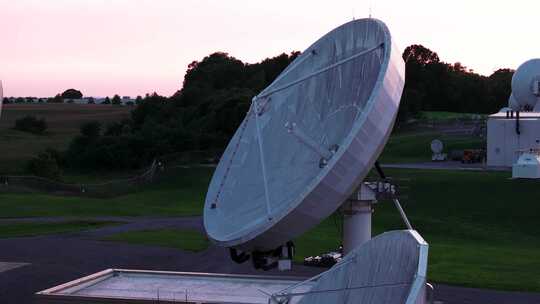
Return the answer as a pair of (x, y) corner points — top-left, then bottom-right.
(487, 116), (540, 167)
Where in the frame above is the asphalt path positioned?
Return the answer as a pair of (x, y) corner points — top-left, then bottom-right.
(0, 216), (538, 304)
(381, 161), (510, 172)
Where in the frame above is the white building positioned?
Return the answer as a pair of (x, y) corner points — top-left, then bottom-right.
(487, 59), (540, 171)
(487, 111), (540, 167)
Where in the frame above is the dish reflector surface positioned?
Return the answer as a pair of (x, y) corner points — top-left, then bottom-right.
(204, 18), (405, 251)
(292, 230), (428, 304)
(511, 59), (540, 109)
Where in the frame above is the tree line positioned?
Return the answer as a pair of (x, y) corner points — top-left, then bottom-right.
(399, 44), (512, 122)
(3, 88), (142, 105)
(28, 44), (514, 175)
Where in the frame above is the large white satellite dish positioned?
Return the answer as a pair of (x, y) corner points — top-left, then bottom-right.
(204, 18), (404, 262)
(32, 18), (430, 304)
(511, 59), (540, 111)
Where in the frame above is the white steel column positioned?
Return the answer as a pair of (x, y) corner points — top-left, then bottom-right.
(342, 184), (376, 255)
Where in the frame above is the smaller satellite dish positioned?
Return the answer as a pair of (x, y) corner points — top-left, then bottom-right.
(431, 139), (443, 154)
(273, 230), (428, 304)
(511, 59), (540, 110)
(431, 139), (446, 161)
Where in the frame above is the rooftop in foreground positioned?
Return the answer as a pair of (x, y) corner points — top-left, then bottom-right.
(36, 268), (312, 304)
(489, 111), (540, 119)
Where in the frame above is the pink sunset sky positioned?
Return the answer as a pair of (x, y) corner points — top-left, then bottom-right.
(1, 0), (539, 97)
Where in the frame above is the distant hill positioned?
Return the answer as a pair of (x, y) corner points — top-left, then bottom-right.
(0, 103), (130, 173)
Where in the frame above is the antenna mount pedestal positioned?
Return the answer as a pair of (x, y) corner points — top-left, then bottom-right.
(342, 183), (377, 255)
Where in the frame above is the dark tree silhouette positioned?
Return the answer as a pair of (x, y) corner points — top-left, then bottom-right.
(487, 69), (514, 112)
(48, 94), (63, 103)
(63, 47), (514, 170)
(112, 94), (122, 105)
(61, 89), (83, 99)
(403, 44), (440, 65)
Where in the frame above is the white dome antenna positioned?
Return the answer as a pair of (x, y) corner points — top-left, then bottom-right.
(511, 59), (540, 111)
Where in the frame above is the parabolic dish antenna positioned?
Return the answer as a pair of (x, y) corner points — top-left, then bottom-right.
(204, 18), (405, 253)
(430, 139), (443, 154)
(271, 230), (428, 304)
(511, 59), (540, 110)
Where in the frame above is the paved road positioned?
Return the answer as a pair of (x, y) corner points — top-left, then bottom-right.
(1, 217), (539, 304)
(180, 162), (511, 172)
(381, 161), (510, 172)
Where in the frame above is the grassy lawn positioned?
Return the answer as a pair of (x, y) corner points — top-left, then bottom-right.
(295, 168), (540, 292)
(2, 166), (537, 291)
(0, 103), (130, 174)
(102, 229), (209, 252)
(421, 111), (487, 121)
(379, 132), (485, 163)
(0, 167), (212, 218)
(61, 170), (143, 184)
(0, 107), (538, 293)
(0, 220), (119, 238)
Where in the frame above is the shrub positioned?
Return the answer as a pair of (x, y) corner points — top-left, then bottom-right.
(48, 94), (64, 103)
(14, 115), (48, 134)
(80, 121), (101, 139)
(104, 121), (125, 136)
(27, 149), (63, 180)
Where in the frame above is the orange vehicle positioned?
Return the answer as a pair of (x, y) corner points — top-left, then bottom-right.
(462, 149), (485, 163)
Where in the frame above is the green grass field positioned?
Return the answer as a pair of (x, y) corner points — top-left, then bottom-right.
(0, 107), (537, 291)
(0, 220), (119, 238)
(102, 229), (209, 252)
(421, 111), (487, 121)
(379, 132), (485, 163)
(295, 169), (540, 292)
(1, 167), (539, 291)
(0, 103), (130, 173)
(0, 167), (212, 218)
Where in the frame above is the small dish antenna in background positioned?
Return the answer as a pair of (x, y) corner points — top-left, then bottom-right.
(431, 139), (447, 161)
(431, 139), (443, 154)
